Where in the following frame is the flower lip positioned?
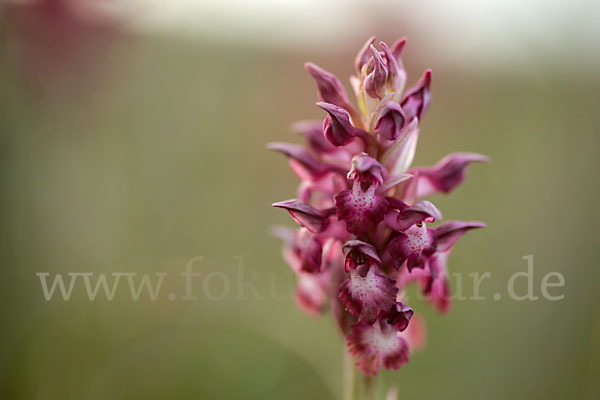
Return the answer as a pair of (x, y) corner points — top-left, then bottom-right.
(347, 320), (410, 376)
(339, 266), (397, 322)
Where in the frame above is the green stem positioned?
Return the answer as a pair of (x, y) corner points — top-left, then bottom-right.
(363, 375), (376, 400)
(343, 351), (357, 400)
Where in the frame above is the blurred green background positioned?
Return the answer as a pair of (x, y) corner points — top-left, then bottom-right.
(1, 1), (599, 399)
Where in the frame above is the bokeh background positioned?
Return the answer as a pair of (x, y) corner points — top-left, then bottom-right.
(1, 0), (599, 399)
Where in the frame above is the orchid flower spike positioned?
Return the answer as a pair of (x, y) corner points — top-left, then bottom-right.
(270, 36), (488, 377)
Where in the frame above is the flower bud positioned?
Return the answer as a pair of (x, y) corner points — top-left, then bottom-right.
(374, 102), (406, 141)
(305, 62), (354, 112)
(380, 41), (406, 93)
(317, 102), (364, 147)
(355, 36), (377, 72)
(364, 45), (388, 99)
(401, 70), (432, 120)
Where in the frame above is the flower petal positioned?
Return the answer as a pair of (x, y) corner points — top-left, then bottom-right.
(434, 220), (486, 252)
(408, 152), (490, 198)
(300, 236), (323, 273)
(425, 252), (451, 313)
(291, 120), (336, 154)
(396, 256), (450, 313)
(272, 199), (331, 233)
(402, 312), (426, 351)
(378, 174), (413, 194)
(296, 273), (328, 316)
(269, 225), (296, 248)
(401, 69), (432, 121)
(390, 38), (407, 65)
(273, 227), (324, 274)
(355, 36), (377, 72)
(267, 142), (329, 180)
(380, 117), (419, 176)
(305, 62), (356, 114)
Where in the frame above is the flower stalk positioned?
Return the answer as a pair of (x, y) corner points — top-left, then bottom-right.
(343, 349), (358, 400)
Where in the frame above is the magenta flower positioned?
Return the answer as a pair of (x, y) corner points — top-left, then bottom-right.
(270, 37), (488, 379)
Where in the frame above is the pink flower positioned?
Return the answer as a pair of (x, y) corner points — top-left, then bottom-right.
(347, 303), (414, 376)
(394, 221), (486, 312)
(270, 37), (488, 376)
(335, 154), (389, 234)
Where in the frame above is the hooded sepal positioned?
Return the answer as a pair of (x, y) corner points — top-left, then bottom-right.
(342, 239), (381, 271)
(385, 198), (442, 232)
